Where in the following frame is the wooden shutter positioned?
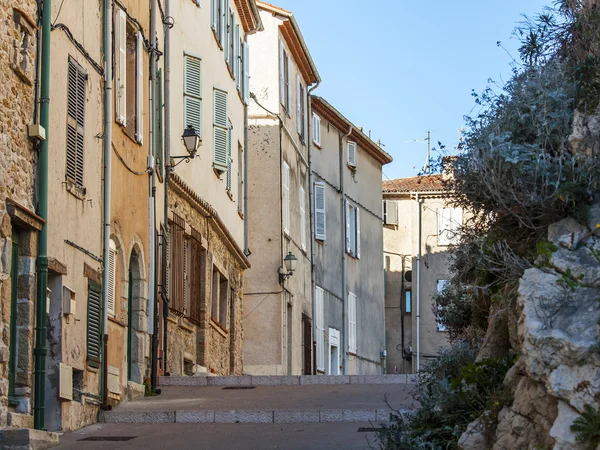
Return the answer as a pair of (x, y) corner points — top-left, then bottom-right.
(356, 207), (360, 259)
(211, 0), (217, 30)
(213, 89), (228, 171)
(300, 186), (306, 251)
(155, 69), (164, 176)
(283, 162), (290, 234)
(224, 2), (230, 64)
(345, 200), (350, 253)
(66, 57), (85, 188)
(107, 239), (116, 316)
(285, 54), (291, 110)
(219, 0), (226, 46)
(188, 228), (204, 324)
(296, 75), (301, 133)
(242, 41), (250, 104)
(302, 86), (307, 139)
(169, 214), (186, 314)
(234, 24), (240, 89)
(183, 239), (189, 315)
(136, 31), (144, 144)
(115, 8), (127, 125)
(313, 113), (320, 145)
(347, 141), (357, 167)
(315, 286), (325, 371)
(226, 120), (232, 191)
(384, 200), (398, 225)
(184, 55), (202, 136)
(314, 182), (326, 240)
(279, 41), (284, 106)
(86, 281), (102, 367)
(348, 293), (357, 353)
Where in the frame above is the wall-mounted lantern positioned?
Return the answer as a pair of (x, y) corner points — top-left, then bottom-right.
(279, 251), (298, 283)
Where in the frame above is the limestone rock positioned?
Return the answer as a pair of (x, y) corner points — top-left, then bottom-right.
(548, 218), (590, 250)
(476, 304), (510, 362)
(458, 418), (487, 450)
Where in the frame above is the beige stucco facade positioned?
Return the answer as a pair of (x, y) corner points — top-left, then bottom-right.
(244, 3), (318, 375)
(383, 176), (461, 373)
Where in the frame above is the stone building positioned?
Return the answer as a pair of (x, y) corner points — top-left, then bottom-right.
(383, 174), (461, 373)
(310, 97), (392, 375)
(156, 0), (262, 377)
(244, 1), (320, 375)
(0, 0), (42, 429)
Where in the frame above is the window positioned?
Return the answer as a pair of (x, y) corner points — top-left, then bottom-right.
(296, 75), (306, 140)
(345, 201), (360, 258)
(437, 208), (463, 246)
(383, 200), (398, 226)
(226, 120), (233, 192)
(279, 40), (291, 112)
(211, 266), (228, 328)
(115, 9), (143, 143)
(107, 239), (116, 316)
(211, 0), (226, 48)
(66, 57), (86, 189)
(348, 292), (357, 353)
(315, 286), (325, 372)
(169, 214), (186, 314)
(312, 113), (321, 146)
(188, 229), (205, 324)
(437, 280), (449, 331)
(237, 143), (244, 212)
(235, 24), (241, 89)
(86, 281), (102, 368)
(404, 290), (411, 314)
(183, 238), (190, 315)
(213, 89), (228, 173)
(347, 141), (357, 168)
(283, 161), (290, 235)
(227, 9), (235, 71)
(184, 55), (202, 138)
(299, 186), (306, 251)
(314, 182), (326, 241)
(242, 41), (249, 104)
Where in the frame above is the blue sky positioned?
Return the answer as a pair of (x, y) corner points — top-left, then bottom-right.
(274, 0), (549, 179)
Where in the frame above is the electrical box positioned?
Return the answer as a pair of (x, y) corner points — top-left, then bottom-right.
(28, 123), (46, 141)
(59, 363), (73, 401)
(63, 286), (76, 316)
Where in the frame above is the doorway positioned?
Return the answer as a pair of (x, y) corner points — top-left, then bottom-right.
(302, 315), (312, 375)
(328, 328), (340, 375)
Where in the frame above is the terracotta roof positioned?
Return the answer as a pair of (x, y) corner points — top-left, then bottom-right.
(234, 0), (263, 34)
(383, 175), (445, 193)
(311, 96), (393, 165)
(256, 1), (320, 85)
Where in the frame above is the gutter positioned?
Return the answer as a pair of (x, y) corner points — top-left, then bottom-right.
(340, 124), (352, 375)
(413, 192), (422, 372)
(33, 0), (52, 429)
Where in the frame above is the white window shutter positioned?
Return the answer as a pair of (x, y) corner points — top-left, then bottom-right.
(450, 208), (463, 244)
(211, 0), (217, 30)
(279, 41), (284, 105)
(300, 187), (306, 251)
(283, 162), (290, 234)
(348, 293), (357, 353)
(224, 3), (230, 63)
(316, 286), (325, 371)
(213, 89), (228, 171)
(115, 8), (127, 125)
(313, 113), (320, 145)
(356, 207), (360, 259)
(314, 182), (326, 240)
(285, 54), (291, 110)
(234, 24), (240, 89)
(302, 87), (307, 139)
(296, 75), (301, 133)
(226, 120), (232, 191)
(184, 55), (202, 136)
(347, 141), (357, 167)
(384, 200), (398, 225)
(136, 31), (144, 144)
(242, 42), (250, 104)
(107, 239), (117, 316)
(345, 200), (350, 252)
(219, 0), (225, 45)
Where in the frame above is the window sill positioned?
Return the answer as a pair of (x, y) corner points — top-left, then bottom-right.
(238, 210), (244, 220)
(167, 315), (178, 325)
(108, 315), (127, 328)
(213, 167), (225, 179)
(179, 318), (195, 333)
(315, 238), (325, 244)
(210, 319), (228, 337)
(65, 180), (86, 200)
(212, 29), (223, 51)
(348, 351), (358, 357)
(227, 190), (234, 201)
(313, 141), (322, 149)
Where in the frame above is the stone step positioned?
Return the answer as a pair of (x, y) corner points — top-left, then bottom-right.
(159, 374), (417, 387)
(100, 408), (411, 424)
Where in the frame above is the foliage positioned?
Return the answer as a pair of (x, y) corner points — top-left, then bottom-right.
(377, 344), (513, 450)
(570, 404), (600, 448)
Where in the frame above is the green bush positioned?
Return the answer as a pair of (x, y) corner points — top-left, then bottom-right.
(571, 404), (600, 448)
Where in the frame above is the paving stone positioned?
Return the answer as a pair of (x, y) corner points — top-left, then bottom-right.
(406, 374), (419, 384)
(214, 410), (236, 423)
(274, 410), (320, 423)
(234, 410), (274, 423)
(101, 411), (175, 423)
(341, 410), (377, 422)
(207, 376), (252, 387)
(252, 375), (300, 386)
(175, 410), (215, 423)
(299, 375), (350, 385)
(159, 376), (207, 387)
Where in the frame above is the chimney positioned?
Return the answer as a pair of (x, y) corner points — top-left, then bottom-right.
(442, 156), (458, 181)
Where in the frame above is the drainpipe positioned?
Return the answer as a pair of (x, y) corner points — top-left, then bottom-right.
(339, 125), (352, 375)
(243, 36), (250, 257)
(306, 83), (319, 374)
(414, 193), (422, 372)
(148, 0), (157, 389)
(33, 0), (51, 430)
(100, 0), (113, 407)
(162, 0), (171, 373)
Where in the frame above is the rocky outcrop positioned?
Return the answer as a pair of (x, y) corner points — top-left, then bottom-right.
(460, 207), (600, 450)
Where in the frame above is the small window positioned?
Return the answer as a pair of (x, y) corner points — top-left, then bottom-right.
(404, 290), (411, 314)
(296, 75), (306, 140)
(211, 266), (228, 328)
(184, 55), (202, 139)
(383, 200), (398, 226)
(66, 57), (86, 189)
(237, 143), (244, 212)
(347, 141), (357, 168)
(213, 89), (228, 173)
(346, 201), (360, 258)
(86, 281), (102, 367)
(107, 239), (117, 316)
(283, 162), (290, 235)
(279, 41), (291, 112)
(348, 292), (357, 353)
(438, 208), (463, 246)
(436, 280), (449, 331)
(312, 113), (321, 146)
(300, 186), (306, 251)
(314, 182), (326, 241)
(315, 286), (325, 372)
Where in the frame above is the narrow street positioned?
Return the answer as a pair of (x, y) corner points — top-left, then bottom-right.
(55, 376), (415, 449)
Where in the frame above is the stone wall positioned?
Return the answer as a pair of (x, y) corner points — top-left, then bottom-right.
(166, 185), (245, 376)
(0, 0), (38, 428)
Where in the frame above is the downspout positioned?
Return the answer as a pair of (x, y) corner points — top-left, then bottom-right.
(306, 82), (319, 375)
(100, 0), (113, 407)
(243, 34), (250, 256)
(33, 0), (51, 429)
(162, 0), (171, 373)
(339, 125), (352, 375)
(415, 193), (422, 372)
(148, 0), (158, 389)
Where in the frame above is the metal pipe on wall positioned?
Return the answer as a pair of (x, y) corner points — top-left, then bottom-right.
(339, 125), (352, 375)
(415, 192), (422, 372)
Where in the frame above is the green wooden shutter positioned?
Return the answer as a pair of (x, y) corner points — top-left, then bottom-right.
(213, 89), (228, 171)
(87, 281), (102, 367)
(66, 57), (86, 188)
(184, 55), (202, 136)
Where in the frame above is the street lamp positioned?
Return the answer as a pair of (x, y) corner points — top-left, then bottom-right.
(171, 125), (201, 166)
(279, 251), (297, 283)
